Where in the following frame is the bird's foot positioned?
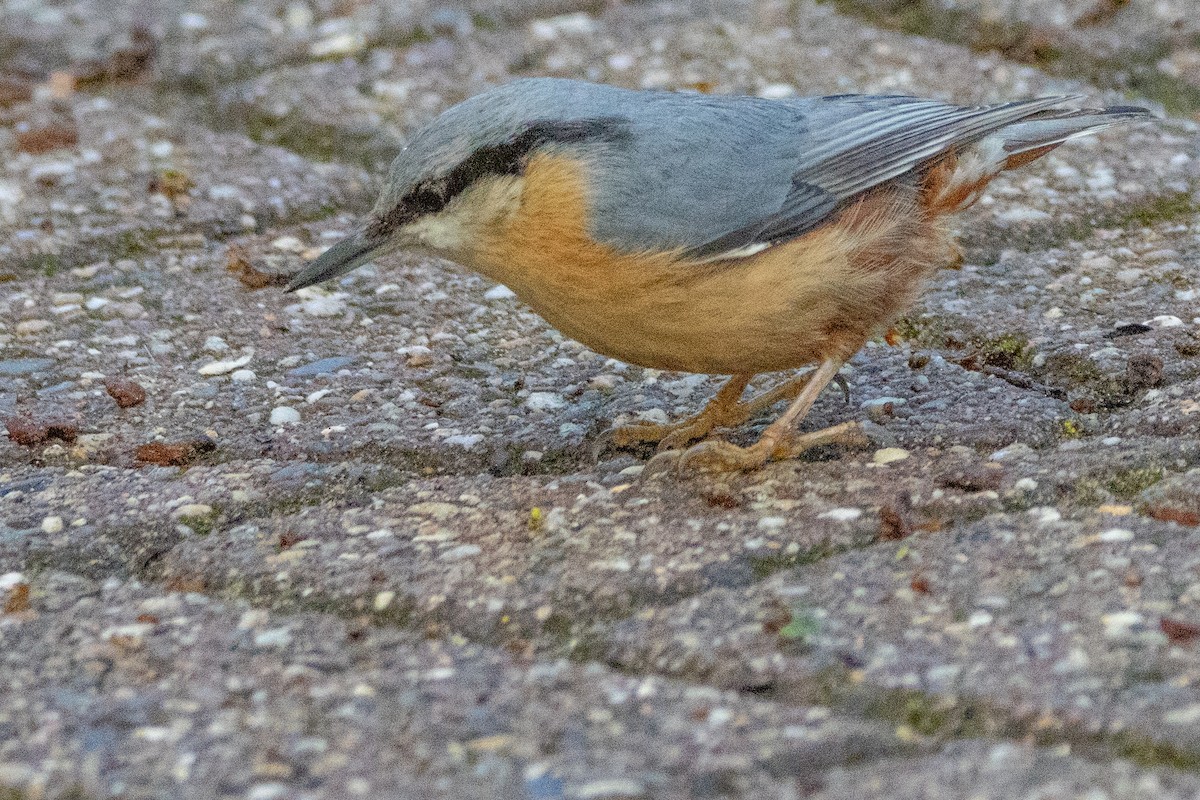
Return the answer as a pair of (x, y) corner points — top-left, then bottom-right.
(609, 415), (724, 453)
(643, 421), (868, 476)
(607, 371), (814, 453)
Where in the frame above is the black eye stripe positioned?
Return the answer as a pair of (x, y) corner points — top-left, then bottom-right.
(370, 117), (627, 236)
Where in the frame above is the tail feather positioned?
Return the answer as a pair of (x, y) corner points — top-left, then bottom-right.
(998, 105), (1151, 160)
(925, 103), (1151, 214)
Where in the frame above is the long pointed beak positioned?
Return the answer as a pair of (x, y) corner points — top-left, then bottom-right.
(285, 228), (384, 292)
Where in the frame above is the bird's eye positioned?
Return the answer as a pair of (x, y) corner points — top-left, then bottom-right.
(406, 181), (447, 214)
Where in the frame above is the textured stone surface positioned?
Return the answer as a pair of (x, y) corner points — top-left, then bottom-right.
(4, 0), (1200, 797)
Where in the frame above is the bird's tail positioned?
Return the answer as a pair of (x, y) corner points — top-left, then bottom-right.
(924, 102), (1151, 214)
(997, 104), (1152, 169)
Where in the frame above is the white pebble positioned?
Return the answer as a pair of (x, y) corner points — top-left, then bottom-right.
(309, 32), (365, 58)
(1146, 315), (1184, 328)
(968, 611), (993, 628)
(818, 507), (862, 522)
(231, 369), (256, 383)
(633, 408), (669, 424)
(298, 293), (347, 317)
(1102, 610), (1144, 639)
(41, 516), (64, 534)
(284, 3), (313, 29)
(1097, 528), (1134, 543)
(483, 284), (516, 300)
(253, 627), (293, 648)
(207, 184), (242, 201)
(198, 353), (252, 375)
(525, 392), (566, 411)
(0, 572), (25, 591)
(441, 544), (482, 561)
(758, 83), (796, 99)
(607, 53), (635, 71)
(270, 406), (301, 425)
(444, 433), (484, 449)
(16, 319), (51, 335)
(873, 447), (909, 465)
(0, 180), (25, 223)
(404, 345), (433, 367)
(271, 235), (305, 252)
(1164, 704), (1200, 725)
(529, 12), (596, 40)
(1032, 507), (1062, 524)
(39, 515), (64, 534)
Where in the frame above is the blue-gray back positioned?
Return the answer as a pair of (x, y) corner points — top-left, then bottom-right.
(378, 78), (1102, 259)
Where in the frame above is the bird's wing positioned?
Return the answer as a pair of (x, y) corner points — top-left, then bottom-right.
(680, 94), (1081, 262)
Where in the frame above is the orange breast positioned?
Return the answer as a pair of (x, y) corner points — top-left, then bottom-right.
(464, 153), (950, 375)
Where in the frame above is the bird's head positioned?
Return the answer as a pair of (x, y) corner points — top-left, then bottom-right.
(285, 79), (626, 292)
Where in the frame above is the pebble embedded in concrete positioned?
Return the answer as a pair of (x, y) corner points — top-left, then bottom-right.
(270, 406), (301, 425)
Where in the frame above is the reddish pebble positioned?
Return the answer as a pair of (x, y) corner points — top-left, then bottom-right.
(105, 377), (147, 408)
(1161, 617), (1200, 644)
(5, 416), (77, 446)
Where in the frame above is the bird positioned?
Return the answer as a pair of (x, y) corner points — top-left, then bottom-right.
(285, 77), (1150, 473)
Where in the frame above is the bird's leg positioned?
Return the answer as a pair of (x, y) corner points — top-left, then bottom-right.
(610, 369), (818, 452)
(654, 358), (867, 474)
(944, 239), (965, 270)
(608, 374), (751, 450)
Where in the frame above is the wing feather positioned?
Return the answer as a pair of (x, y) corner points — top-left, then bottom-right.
(683, 95), (1084, 262)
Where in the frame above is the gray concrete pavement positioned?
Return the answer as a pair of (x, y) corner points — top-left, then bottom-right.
(4, 0), (1200, 797)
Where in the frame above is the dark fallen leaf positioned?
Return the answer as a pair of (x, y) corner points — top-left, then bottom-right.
(1077, 0), (1130, 26)
(1144, 504), (1200, 527)
(701, 485), (742, 509)
(879, 493), (913, 540)
(1125, 354), (1164, 392)
(3, 583), (30, 613)
(105, 377), (147, 408)
(45, 421), (78, 443)
(1105, 323), (1152, 339)
(16, 123), (78, 154)
(1069, 397), (1096, 414)
(761, 605), (792, 635)
(5, 417), (46, 446)
(1161, 616), (1200, 644)
(277, 531), (304, 550)
(5, 416), (77, 446)
(75, 25), (157, 85)
(939, 464), (1004, 493)
(226, 245), (289, 289)
(0, 75), (34, 107)
(135, 436), (215, 466)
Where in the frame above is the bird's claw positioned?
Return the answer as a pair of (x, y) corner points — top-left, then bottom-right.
(640, 448), (684, 479)
(593, 419), (680, 460)
(678, 438), (782, 474)
(605, 417), (717, 452)
(642, 421), (870, 477)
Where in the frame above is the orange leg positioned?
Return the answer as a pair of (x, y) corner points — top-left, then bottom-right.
(610, 369), (818, 452)
(645, 359), (868, 474)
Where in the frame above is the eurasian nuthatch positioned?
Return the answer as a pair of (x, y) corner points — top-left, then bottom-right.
(287, 78), (1149, 472)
